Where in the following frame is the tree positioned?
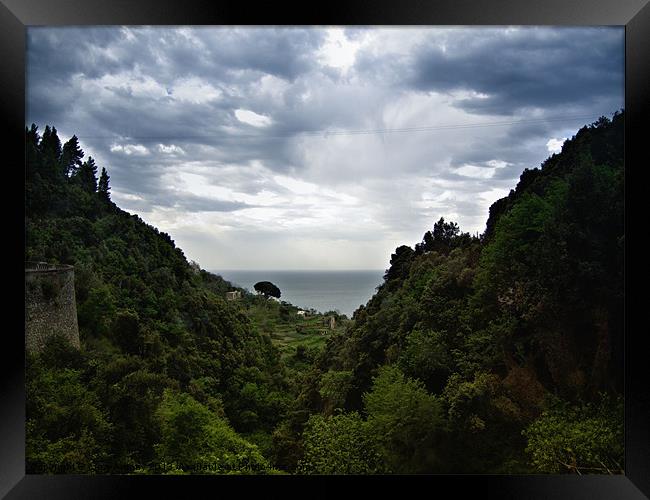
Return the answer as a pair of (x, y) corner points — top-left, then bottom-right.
(319, 370), (353, 414)
(26, 124), (41, 182)
(102, 367), (172, 471)
(39, 125), (63, 180)
(76, 156), (99, 193)
(26, 123), (39, 146)
(383, 244), (414, 282)
(25, 123), (293, 474)
(254, 281), (281, 298)
(40, 125), (62, 160)
(77, 283), (116, 338)
(297, 412), (385, 474)
(415, 217), (467, 255)
(152, 390), (275, 474)
(98, 167), (111, 201)
(26, 350), (112, 473)
(363, 365), (446, 473)
(398, 329), (452, 393)
(523, 394), (623, 474)
(60, 135), (84, 177)
(112, 309), (144, 355)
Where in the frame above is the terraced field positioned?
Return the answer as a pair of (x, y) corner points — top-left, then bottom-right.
(267, 316), (332, 358)
(238, 296), (348, 360)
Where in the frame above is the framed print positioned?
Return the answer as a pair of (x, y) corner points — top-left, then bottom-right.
(2, 0), (649, 498)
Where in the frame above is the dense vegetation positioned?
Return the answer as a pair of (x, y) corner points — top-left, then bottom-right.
(26, 126), (288, 473)
(25, 112), (624, 474)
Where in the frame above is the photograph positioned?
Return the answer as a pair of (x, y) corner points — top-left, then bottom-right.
(22, 24), (627, 477)
(4, 0), (650, 497)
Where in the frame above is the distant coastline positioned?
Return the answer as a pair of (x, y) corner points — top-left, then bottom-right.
(213, 269), (384, 317)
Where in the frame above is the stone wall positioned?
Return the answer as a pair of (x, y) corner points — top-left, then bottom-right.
(25, 264), (80, 352)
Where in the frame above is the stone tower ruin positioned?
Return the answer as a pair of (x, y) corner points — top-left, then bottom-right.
(25, 262), (80, 352)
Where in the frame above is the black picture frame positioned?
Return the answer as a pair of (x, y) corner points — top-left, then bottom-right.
(2, 1), (648, 498)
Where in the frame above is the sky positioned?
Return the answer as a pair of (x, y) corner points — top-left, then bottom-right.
(26, 26), (624, 271)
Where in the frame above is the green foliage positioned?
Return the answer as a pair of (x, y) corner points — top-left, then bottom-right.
(98, 167), (111, 200)
(112, 309), (144, 355)
(75, 156), (99, 193)
(25, 124), (290, 473)
(36, 334), (85, 370)
(363, 365), (446, 473)
(303, 112), (623, 474)
(523, 394), (624, 474)
(398, 329), (451, 392)
(60, 134), (84, 177)
(270, 417), (306, 472)
(77, 283), (116, 338)
(152, 390), (276, 474)
(297, 412), (385, 474)
(25, 114), (624, 475)
(27, 425), (106, 474)
(383, 244), (414, 283)
(415, 217), (473, 256)
(26, 349), (112, 473)
(443, 372), (521, 429)
(100, 366), (173, 471)
(319, 370), (353, 414)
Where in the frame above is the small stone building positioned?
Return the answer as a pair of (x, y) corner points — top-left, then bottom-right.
(323, 316), (336, 330)
(225, 290), (241, 301)
(25, 262), (80, 352)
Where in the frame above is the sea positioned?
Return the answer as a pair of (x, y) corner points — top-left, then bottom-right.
(212, 270), (385, 318)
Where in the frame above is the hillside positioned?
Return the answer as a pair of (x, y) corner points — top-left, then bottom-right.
(294, 111), (624, 474)
(25, 112), (624, 474)
(25, 125), (290, 473)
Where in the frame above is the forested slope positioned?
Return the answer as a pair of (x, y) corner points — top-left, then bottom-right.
(294, 111), (624, 474)
(25, 111), (624, 474)
(25, 125), (290, 474)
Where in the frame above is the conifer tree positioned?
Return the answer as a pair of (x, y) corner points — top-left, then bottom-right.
(98, 167), (111, 201)
(77, 156), (98, 193)
(60, 135), (84, 177)
(39, 125), (63, 180)
(26, 124), (40, 147)
(26, 125), (41, 182)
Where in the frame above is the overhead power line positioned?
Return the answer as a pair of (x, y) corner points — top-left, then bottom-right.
(74, 113), (606, 141)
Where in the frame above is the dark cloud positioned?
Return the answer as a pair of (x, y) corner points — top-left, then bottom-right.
(27, 28), (135, 94)
(26, 27), (624, 269)
(406, 27), (623, 115)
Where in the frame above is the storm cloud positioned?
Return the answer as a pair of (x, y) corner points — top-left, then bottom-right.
(26, 27), (624, 270)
